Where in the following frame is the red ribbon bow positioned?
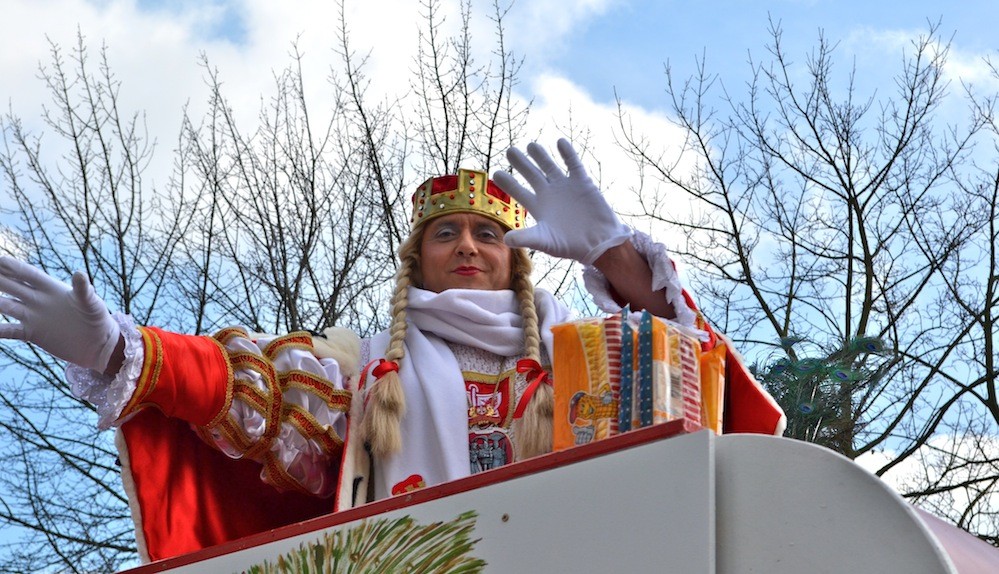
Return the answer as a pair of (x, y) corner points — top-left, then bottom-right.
(513, 358), (550, 419)
(371, 358), (400, 379)
(359, 358), (401, 409)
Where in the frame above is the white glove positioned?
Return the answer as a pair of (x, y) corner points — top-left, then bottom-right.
(0, 256), (121, 373)
(492, 138), (632, 265)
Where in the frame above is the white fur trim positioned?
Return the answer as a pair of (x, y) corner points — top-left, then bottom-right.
(313, 327), (361, 379)
(335, 370), (370, 511)
(114, 428), (150, 564)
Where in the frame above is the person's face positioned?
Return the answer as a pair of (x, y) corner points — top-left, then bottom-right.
(419, 213), (512, 292)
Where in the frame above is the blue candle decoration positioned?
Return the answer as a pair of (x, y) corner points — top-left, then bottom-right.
(618, 307), (634, 432)
(638, 310), (654, 428)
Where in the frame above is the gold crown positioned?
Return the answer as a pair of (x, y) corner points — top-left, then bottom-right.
(410, 168), (527, 231)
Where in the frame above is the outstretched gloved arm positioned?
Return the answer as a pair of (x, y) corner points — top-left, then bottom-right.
(0, 256), (122, 373)
(493, 139), (676, 318)
(492, 138), (632, 266)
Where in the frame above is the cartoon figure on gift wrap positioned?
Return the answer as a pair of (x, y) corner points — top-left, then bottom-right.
(568, 386), (619, 445)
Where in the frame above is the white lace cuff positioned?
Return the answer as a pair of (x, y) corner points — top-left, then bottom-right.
(66, 313), (144, 430)
(582, 230), (698, 328)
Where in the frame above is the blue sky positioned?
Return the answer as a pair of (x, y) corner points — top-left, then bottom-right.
(3, 0), (998, 348)
(3, 0), (998, 391)
(2, 0), (997, 415)
(545, 1), (999, 115)
(4, 0), (997, 190)
(551, 1), (977, 107)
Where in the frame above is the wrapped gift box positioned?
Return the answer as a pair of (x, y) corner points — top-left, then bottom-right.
(551, 311), (723, 451)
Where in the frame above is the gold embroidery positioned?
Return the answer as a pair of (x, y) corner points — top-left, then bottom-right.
(205, 336), (236, 429)
(193, 327), (351, 495)
(214, 326), (249, 346)
(263, 331), (314, 359)
(121, 327), (164, 417)
(281, 370), (351, 412)
(282, 404), (344, 454)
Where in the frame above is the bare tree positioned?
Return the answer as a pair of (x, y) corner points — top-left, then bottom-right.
(0, 1), (532, 569)
(894, 73), (999, 543)
(175, 45), (401, 337)
(0, 33), (188, 572)
(617, 19), (998, 543)
(411, 0), (528, 176)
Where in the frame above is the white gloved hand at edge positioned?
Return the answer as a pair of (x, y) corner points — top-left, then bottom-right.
(492, 138), (632, 265)
(0, 256), (121, 373)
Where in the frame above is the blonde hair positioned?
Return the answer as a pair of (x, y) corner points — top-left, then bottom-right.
(361, 226), (552, 461)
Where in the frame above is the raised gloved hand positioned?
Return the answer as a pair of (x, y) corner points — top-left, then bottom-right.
(0, 256), (121, 373)
(492, 138), (632, 265)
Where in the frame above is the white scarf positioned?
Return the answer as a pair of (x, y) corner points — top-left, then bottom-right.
(366, 287), (571, 500)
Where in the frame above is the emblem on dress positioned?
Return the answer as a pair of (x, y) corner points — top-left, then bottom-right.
(469, 430), (512, 473)
(391, 473), (426, 495)
(466, 378), (510, 427)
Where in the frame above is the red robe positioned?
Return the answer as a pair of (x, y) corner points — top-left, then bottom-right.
(116, 295), (783, 563)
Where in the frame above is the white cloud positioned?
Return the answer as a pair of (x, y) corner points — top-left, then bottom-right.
(505, 0), (617, 58)
(520, 73), (697, 265)
(0, 227), (27, 259)
(2, 0), (698, 250)
(2, 0), (430, 189)
(855, 448), (915, 483)
(943, 46), (999, 92)
(841, 25), (999, 99)
(3, 1), (229, 187)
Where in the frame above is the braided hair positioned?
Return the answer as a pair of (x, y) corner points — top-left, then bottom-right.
(361, 227), (552, 461)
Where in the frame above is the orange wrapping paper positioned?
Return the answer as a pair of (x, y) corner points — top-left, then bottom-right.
(552, 312), (719, 451)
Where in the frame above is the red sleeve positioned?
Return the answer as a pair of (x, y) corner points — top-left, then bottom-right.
(115, 328), (348, 561)
(722, 347), (786, 435)
(119, 327), (233, 427)
(119, 411), (333, 562)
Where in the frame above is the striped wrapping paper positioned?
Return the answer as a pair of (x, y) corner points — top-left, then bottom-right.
(618, 312), (634, 433)
(551, 311), (714, 452)
(603, 313), (622, 436)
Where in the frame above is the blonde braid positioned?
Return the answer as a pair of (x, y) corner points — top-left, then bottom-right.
(361, 231), (422, 457)
(513, 249), (541, 362)
(509, 249), (553, 461)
